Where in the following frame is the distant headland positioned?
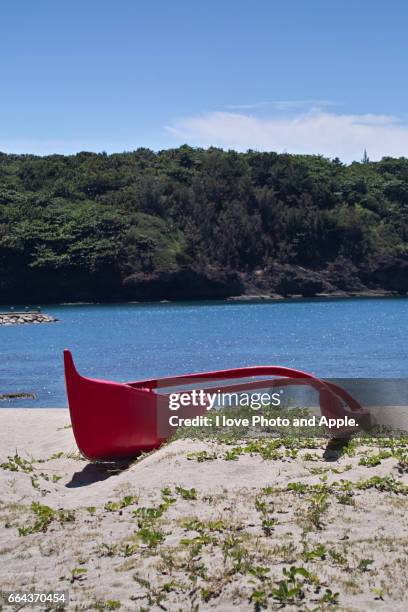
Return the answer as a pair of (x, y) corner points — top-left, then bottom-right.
(0, 147), (407, 304)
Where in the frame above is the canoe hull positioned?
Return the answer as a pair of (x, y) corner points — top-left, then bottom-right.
(64, 350), (370, 460)
(64, 351), (160, 460)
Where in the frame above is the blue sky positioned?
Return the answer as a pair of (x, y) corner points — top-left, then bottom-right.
(1, 0), (407, 161)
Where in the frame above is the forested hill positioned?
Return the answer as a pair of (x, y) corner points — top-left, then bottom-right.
(0, 146), (408, 303)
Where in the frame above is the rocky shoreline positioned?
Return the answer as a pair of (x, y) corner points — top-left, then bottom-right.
(0, 312), (57, 325)
(119, 256), (408, 303)
(226, 288), (401, 302)
(1, 255), (407, 304)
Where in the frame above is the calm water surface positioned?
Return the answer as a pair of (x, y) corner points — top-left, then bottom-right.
(1, 298), (407, 407)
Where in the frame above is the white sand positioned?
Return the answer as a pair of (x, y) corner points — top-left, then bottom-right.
(1, 409), (408, 611)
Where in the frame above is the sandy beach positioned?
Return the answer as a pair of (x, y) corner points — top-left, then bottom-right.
(1, 409), (408, 611)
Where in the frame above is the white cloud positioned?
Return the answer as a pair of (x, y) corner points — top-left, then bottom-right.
(224, 99), (338, 111)
(166, 109), (408, 163)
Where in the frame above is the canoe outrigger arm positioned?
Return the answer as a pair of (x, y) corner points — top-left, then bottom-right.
(64, 349), (369, 460)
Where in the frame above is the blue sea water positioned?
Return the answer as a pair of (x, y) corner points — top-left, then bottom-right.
(0, 297), (407, 407)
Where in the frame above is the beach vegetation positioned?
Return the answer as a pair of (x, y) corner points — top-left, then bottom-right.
(97, 543), (119, 557)
(357, 558), (374, 572)
(132, 576), (168, 608)
(302, 544), (327, 562)
(93, 601), (121, 611)
(175, 485), (198, 500)
(306, 490), (330, 529)
(359, 451), (392, 466)
(121, 543), (138, 557)
(18, 502), (75, 536)
(49, 451), (65, 459)
(70, 567), (87, 583)
(136, 526), (165, 547)
(1, 453), (33, 473)
(186, 450), (217, 462)
(104, 495), (137, 512)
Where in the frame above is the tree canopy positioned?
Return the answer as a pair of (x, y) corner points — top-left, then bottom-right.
(0, 146), (407, 302)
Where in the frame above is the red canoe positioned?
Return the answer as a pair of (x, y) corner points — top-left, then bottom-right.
(64, 349), (369, 460)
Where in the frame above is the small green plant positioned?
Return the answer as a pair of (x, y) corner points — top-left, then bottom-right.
(160, 487), (176, 505)
(261, 518), (277, 536)
(182, 518), (204, 532)
(287, 482), (308, 494)
(222, 533), (250, 573)
(132, 575), (168, 608)
(122, 543), (138, 557)
(306, 490), (329, 529)
(359, 451), (392, 467)
(49, 451), (64, 460)
(303, 452), (320, 461)
(175, 485), (197, 500)
(1, 453), (33, 473)
(162, 580), (184, 593)
(180, 534), (214, 548)
(103, 601), (121, 610)
(329, 548), (348, 567)
(182, 517), (226, 534)
(332, 464), (353, 474)
(302, 544), (327, 561)
(104, 495), (137, 512)
(186, 450), (217, 462)
(64, 449), (83, 460)
(93, 596), (123, 610)
(98, 543), (118, 557)
(30, 475), (40, 490)
(271, 578), (302, 604)
(357, 558), (374, 572)
(319, 589), (340, 604)
(70, 567), (87, 583)
(18, 502), (74, 536)
(206, 519), (226, 532)
(342, 439), (358, 457)
(271, 566), (318, 604)
(373, 587), (385, 600)
(137, 526), (165, 547)
(133, 506), (165, 523)
(248, 566), (270, 580)
(308, 466), (328, 475)
(356, 475), (408, 494)
(336, 491), (355, 505)
(86, 506), (96, 515)
(249, 589), (268, 610)
(200, 587), (211, 602)
(254, 496), (268, 514)
(224, 448), (241, 461)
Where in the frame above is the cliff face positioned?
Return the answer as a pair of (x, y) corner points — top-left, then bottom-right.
(119, 256), (408, 302)
(2, 258), (405, 304)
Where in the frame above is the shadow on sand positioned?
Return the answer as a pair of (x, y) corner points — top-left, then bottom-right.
(323, 436), (352, 461)
(66, 459), (134, 488)
(65, 436), (353, 487)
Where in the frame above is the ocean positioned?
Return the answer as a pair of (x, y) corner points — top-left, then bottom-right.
(1, 297), (407, 407)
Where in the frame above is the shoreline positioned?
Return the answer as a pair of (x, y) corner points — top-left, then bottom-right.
(0, 289), (406, 309)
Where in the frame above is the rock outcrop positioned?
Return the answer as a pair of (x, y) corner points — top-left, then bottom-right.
(0, 312), (57, 325)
